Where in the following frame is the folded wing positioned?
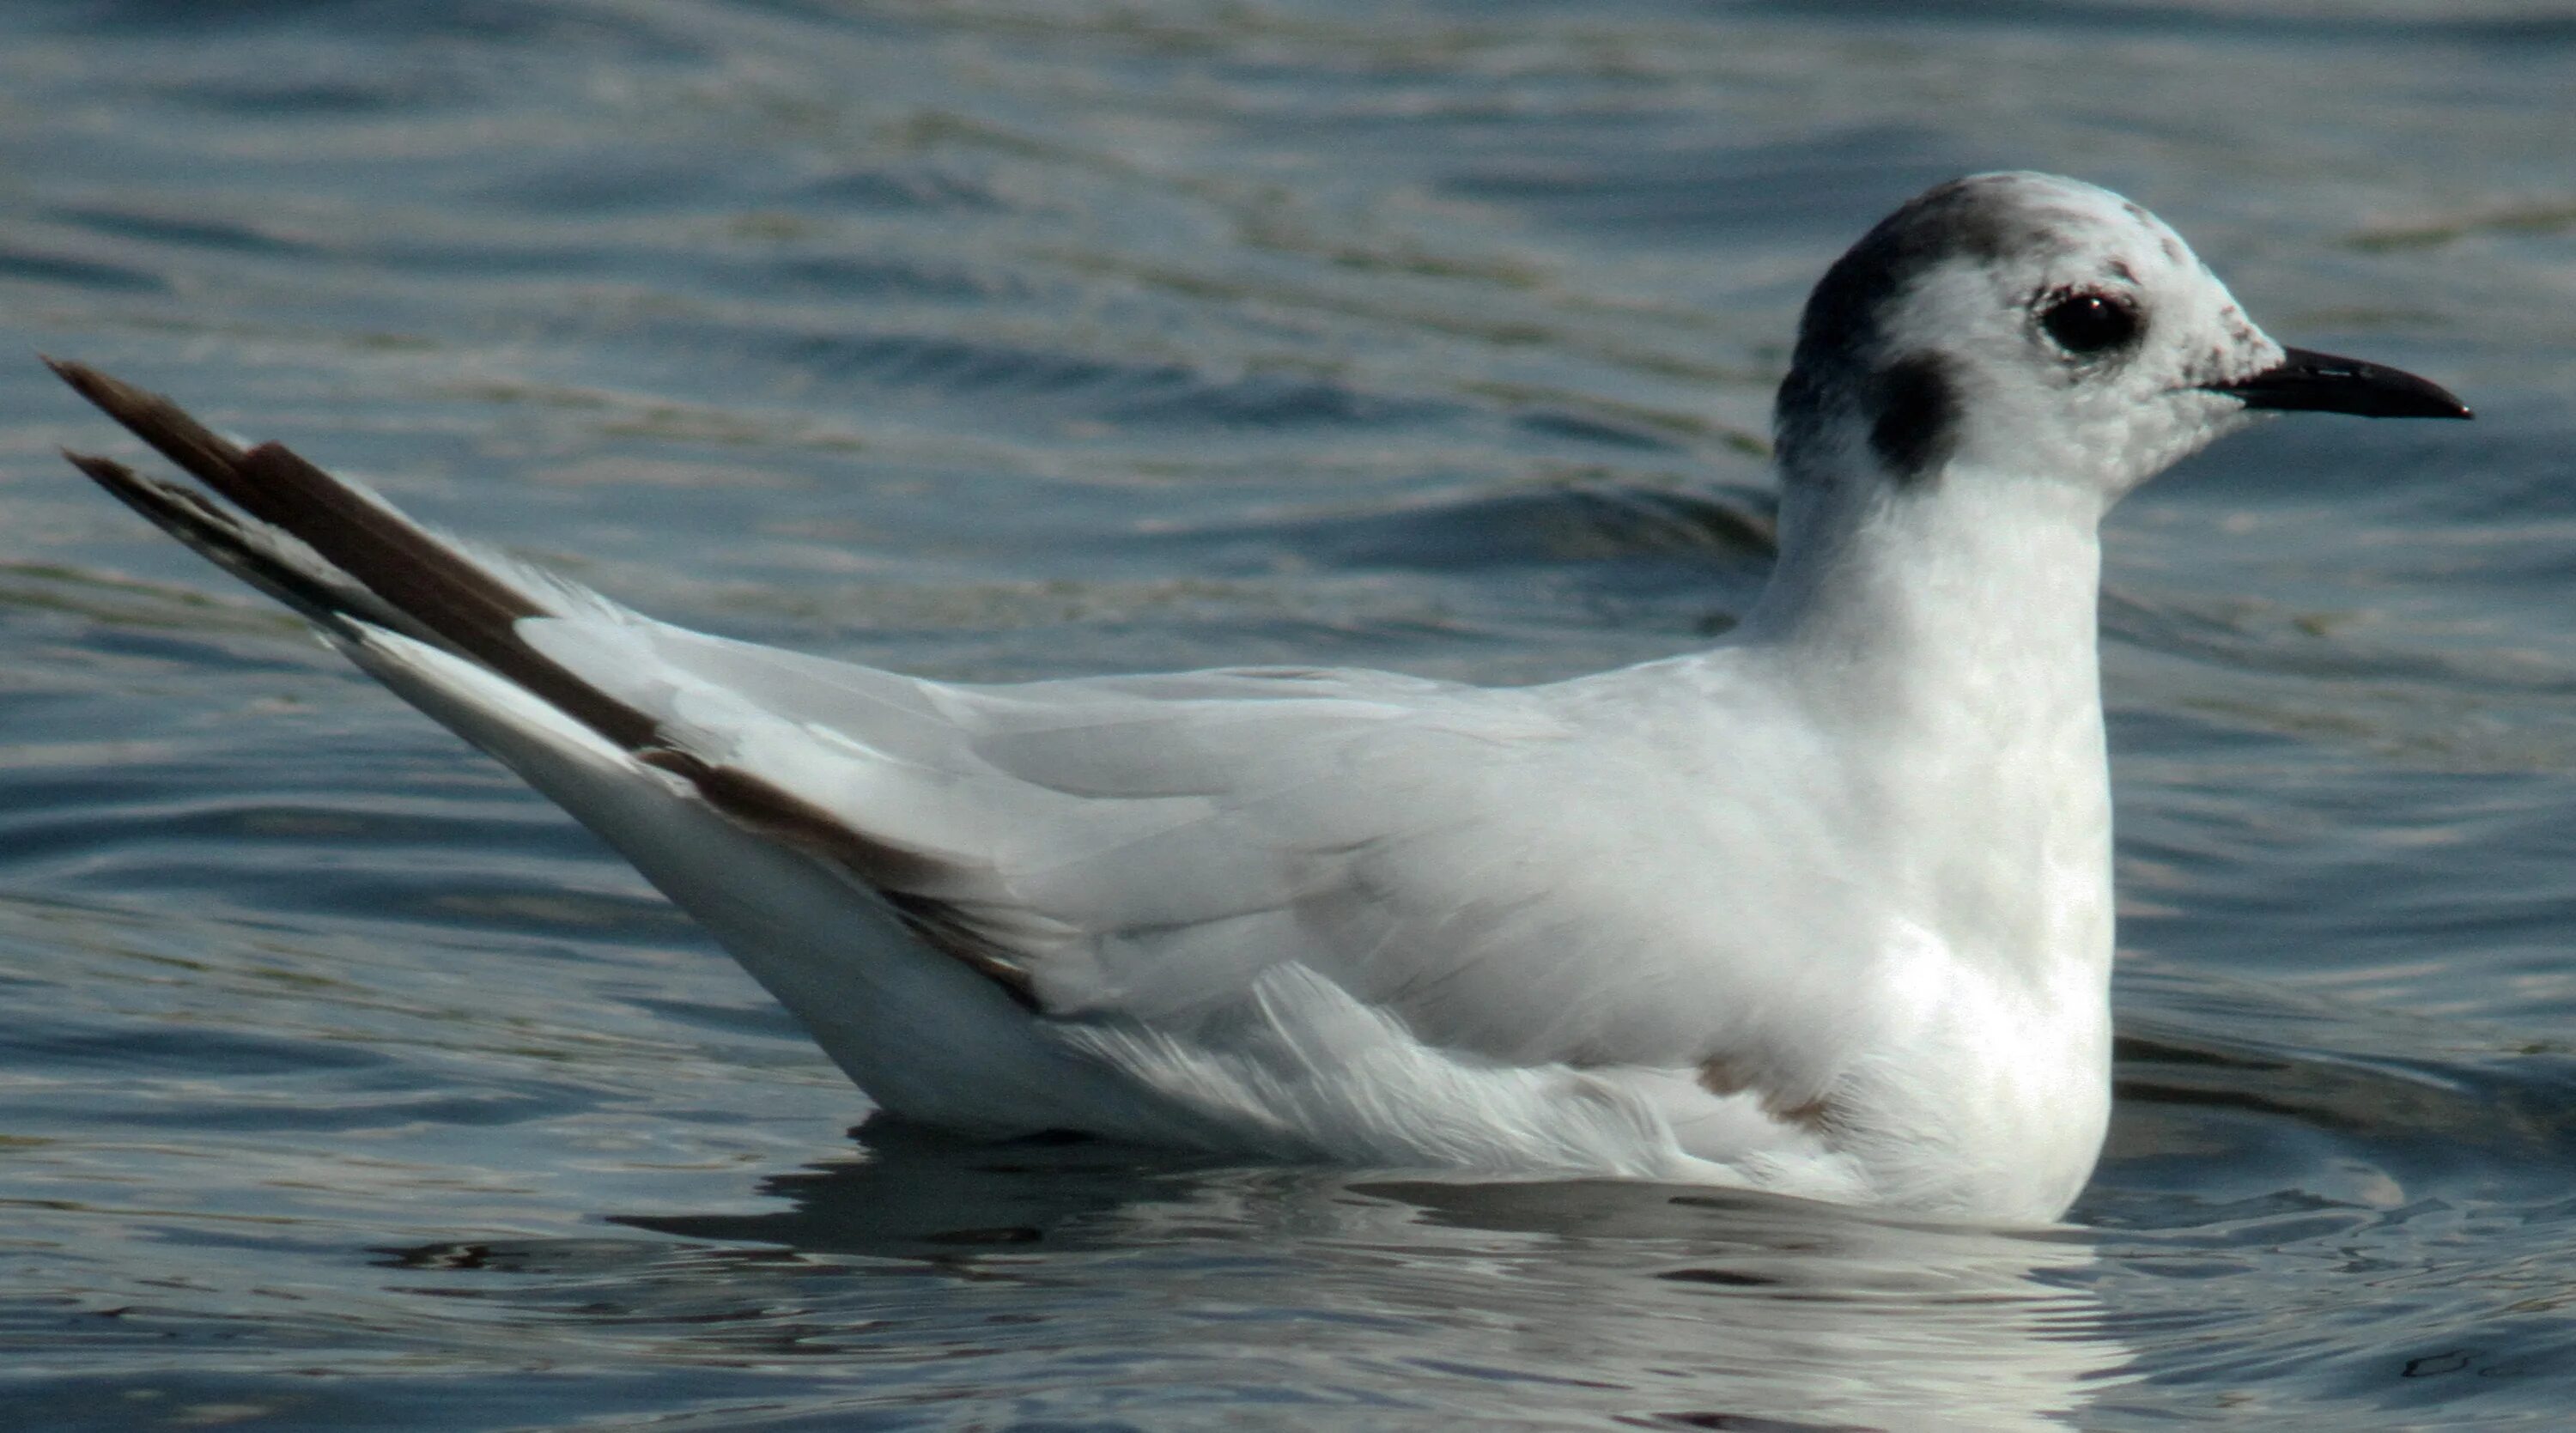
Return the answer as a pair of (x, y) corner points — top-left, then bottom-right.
(52, 362), (1866, 1126)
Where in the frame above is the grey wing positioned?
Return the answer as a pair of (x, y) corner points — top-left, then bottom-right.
(50, 358), (1857, 1119)
(525, 617), (1798, 1067)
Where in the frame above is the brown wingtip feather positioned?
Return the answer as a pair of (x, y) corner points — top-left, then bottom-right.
(61, 447), (240, 556)
(50, 356), (710, 738)
(45, 358), (631, 735)
(62, 446), (381, 626)
(47, 359), (269, 516)
(52, 357), (1043, 1010)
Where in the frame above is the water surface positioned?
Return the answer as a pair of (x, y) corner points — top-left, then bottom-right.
(3, 2), (2572, 1428)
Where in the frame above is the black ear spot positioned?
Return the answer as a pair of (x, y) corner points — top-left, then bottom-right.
(1868, 353), (1960, 484)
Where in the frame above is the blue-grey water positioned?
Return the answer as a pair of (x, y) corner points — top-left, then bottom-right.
(1, 2), (2570, 1428)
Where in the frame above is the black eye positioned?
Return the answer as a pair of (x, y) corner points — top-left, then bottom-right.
(2038, 292), (2140, 356)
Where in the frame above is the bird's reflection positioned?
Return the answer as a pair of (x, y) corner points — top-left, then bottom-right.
(616, 1120), (1236, 1258)
(386, 1120), (2134, 1431)
(368, 1123), (2133, 1422)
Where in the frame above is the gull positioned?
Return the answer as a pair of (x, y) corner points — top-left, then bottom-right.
(49, 173), (2469, 1224)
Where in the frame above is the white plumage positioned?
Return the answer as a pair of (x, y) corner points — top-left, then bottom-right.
(53, 172), (2467, 1224)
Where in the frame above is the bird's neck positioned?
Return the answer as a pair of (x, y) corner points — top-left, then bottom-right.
(1735, 468), (2115, 983)
(1742, 470), (2107, 684)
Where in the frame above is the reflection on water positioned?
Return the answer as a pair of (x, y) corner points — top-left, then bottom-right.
(3, 0), (2574, 1427)
(434, 1127), (2129, 1432)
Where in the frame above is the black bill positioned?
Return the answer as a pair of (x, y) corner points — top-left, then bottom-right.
(2207, 346), (2471, 419)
